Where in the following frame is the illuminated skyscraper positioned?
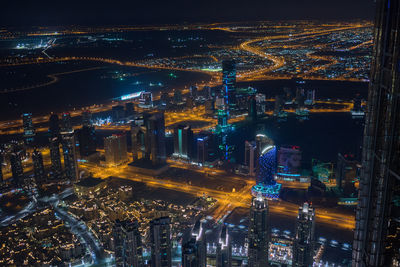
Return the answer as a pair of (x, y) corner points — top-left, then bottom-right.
(131, 125), (146, 161)
(61, 132), (78, 181)
(49, 113), (60, 138)
(49, 137), (62, 178)
(112, 105), (125, 122)
(146, 113), (166, 165)
(353, 1), (400, 266)
(182, 238), (199, 267)
(216, 226), (231, 267)
(245, 141), (257, 176)
(10, 150), (24, 186)
(173, 125), (194, 160)
(81, 110), (92, 127)
(191, 219), (207, 267)
(150, 216), (171, 267)
(32, 149), (46, 183)
(247, 196), (269, 267)
(104, 134), (128, 166)
(293, 203), (315, 267)
(248, 95), (257, 121)
(113, 219), (143, 267)
(222, 59), (237, 111)
(61, 112), (73, 133)
(22, 113), (35, 145)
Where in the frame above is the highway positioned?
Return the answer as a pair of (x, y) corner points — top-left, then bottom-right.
(78, 162), (355, 230)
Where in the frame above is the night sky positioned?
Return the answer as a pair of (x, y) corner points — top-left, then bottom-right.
(2, 0), (375, 26)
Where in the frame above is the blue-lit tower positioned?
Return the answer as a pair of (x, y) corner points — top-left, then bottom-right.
(222, 59), (237, 112)
(252, 134), (281, 199)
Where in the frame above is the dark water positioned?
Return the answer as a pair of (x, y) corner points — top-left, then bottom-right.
(226, 113), (364, 166)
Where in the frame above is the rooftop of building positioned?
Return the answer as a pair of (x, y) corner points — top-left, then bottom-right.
(75, 177), (105, 188)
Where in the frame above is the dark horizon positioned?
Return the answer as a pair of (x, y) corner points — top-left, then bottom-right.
(1, 0), (375, 27)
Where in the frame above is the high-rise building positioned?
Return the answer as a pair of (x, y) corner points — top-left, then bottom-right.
(255, 93), (266, 115)
(191, 219), (207, 267)
(216, 225), (231, 267)
(248, 95), (257, 121)
(131, 125), (146, 161)
(173, 90), (183, 104)
(113, 219), (143, 267)
(104, 134), (128, 166)
(61, 112), (73, 133)
(304, 89), (315, 105)
(190, 86), (198, 99)
(336, 153), (359, 191)
(205, 99), (215, 116)
(245, 141), (257, 176)
(49, 137), (62, 178)
(112, 106), (125, 122)
(293, 203), (315, 267)
(197, 134), (211, 165)
(222, 59), (237, 111)
(182, 238), (199, 267)
(61, 132), (79, 181)
(0, 153), (3, 183)
(353, 1), (400, 266)
(22, 113), (35, 145)
(77, 126), (96, 157)
(125, 102), (135, 117)
(139, 92), (153, 108)
(145, 113), (166, 165)
(277, 145), (302, 179)
(150, 216), (171, 267)
(173, 125), (194, 160)
(273, 95), (284, 116)
(81, 110), (92, 127)
(247, 196), (269, 267)
(32, 149), (46, 183)
(49, 113), (60, 138)
(10, 150), (24, 186)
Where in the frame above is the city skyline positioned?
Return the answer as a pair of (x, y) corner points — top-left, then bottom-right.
(0, 0), (398, 266)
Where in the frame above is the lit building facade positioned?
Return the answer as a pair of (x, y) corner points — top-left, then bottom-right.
(293, 203), (315, 267)
(61, 132), (79, 181)
(150, 216), (171, 267)
(113, 219), (143, 267)
(49, 137), (63, 179)
(222, 59), (237, 111)
(247, 196), (270, 267)
(173, 125), (194, 160)
(22, 113), (35, 145)
(216, 226), (231, 267)
(104, 134), (128, 166)
(245, 141), (257, 176)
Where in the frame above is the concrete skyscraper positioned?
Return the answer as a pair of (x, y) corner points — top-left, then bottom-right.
(113, 219), (143, 267)
(81, 110), (92, 127)
(150, 216), (171, 267)
(32, 149), (46, 183)
(293, 203), (315, 267)
(353, 1), (400, 266)
(182, 238), (199, 267)
(247, 196), (270, 267)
